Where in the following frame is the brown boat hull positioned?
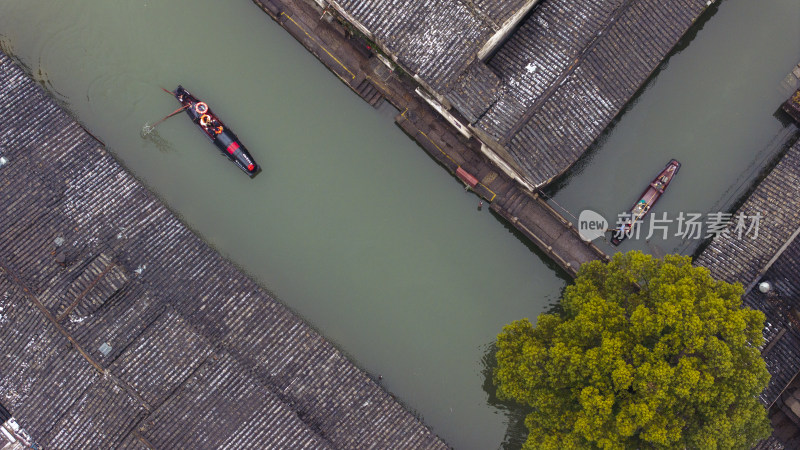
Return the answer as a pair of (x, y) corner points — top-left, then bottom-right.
(611, 159), (681, 246)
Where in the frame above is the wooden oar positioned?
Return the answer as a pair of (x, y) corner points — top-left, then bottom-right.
(148, 104), (190, 130)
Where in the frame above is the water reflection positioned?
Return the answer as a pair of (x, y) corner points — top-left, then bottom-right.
(489, 210), (574, 281)
(480, 343), (532, 450)
(140, 126), (175, 153)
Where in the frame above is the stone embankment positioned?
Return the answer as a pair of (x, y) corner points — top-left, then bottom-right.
(252, 0), (609, 275)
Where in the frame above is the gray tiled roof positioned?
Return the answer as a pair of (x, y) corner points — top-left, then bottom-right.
(0, 51), (446, 449)
(743, 232), (800, 405)
(753, 436), (785, 450)
(331, 0), (712, 187)
(695, 140), (800, 287)
(483, 0), (710, 185)
(0, 277), (98, 437)
(332, 0), (492, 91)
(108, 308), (214, 408)
(444, 60), (501, 123)
(478, 0), (625, 140)
(136, 353), (334, 449)
(43, 377), (148, 447)
(472, 0), (534, 27)
(695, 138), (800, 408)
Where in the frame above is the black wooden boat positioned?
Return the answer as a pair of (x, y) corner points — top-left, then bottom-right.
(169, 85), (260, 177)
(611, 159), (681, 246)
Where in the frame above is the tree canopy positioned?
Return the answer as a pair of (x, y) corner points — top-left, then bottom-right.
(494, 251), (771, 449)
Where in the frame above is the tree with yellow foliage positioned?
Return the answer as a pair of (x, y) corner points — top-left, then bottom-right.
(494, 251), (771, 449)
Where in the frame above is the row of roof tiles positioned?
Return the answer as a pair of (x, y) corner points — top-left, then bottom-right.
(332, 0), (492, 92)
(696, 136), (800, 449)
(695, 140), (800, 288)
(489, 0), (710, 185)
(745, 232), (800, 405)
(0, 50), (446, 449)
(329, 0), (713, 187)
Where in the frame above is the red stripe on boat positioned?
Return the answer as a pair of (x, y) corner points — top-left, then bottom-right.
(226, 142), (240, 154)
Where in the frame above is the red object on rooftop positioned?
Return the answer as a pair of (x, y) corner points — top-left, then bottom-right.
(456, 167), (478, 188)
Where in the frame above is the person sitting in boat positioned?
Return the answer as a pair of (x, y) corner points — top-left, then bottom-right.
(654, 175), (669, 190)
(633, 199), (649, 216)
(200, 114), (212, 129)
(199, 114), (223, 134)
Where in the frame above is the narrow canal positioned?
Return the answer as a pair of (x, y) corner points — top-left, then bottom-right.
(0, 0), (797, 449)
(549, 0), (800, 257)
(0, 1), (565, 448)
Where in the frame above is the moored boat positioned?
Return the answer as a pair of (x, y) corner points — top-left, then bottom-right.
(170, 85), (260, 177)
(611, 159), (681, 246)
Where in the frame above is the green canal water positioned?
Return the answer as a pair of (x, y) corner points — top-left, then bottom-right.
(549, 0), (800, 257)
(0, 0), (798, 448)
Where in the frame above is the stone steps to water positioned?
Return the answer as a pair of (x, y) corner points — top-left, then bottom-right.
(505, 189), (529, 217)
(355, 78), (385, 108)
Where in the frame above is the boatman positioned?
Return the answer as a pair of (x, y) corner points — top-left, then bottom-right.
(637, 199), (650, 215)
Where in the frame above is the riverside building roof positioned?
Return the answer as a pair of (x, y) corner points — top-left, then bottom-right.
(0, 50), (446, 449)
(326, 0), (714, 189)
(695, 140), (800, 289)
(696, 138), (800, 448)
